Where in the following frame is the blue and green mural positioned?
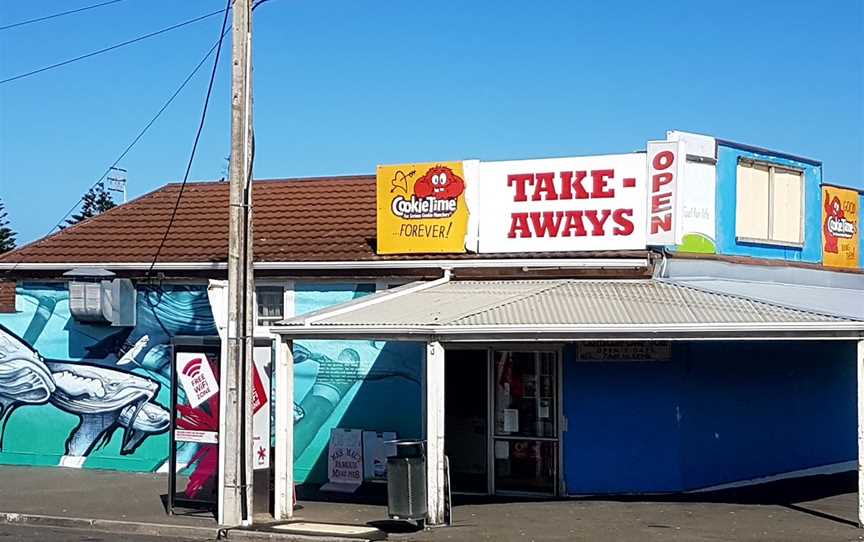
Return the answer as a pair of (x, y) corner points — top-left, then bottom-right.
(0, 283), (215, 471)
(0, 281), (423, 484)
(292, 283), (422, 483)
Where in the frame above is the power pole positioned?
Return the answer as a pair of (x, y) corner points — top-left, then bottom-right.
(222, 0), (254, 527)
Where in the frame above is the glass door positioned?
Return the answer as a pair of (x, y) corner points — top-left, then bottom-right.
(491, 350), (558, 495)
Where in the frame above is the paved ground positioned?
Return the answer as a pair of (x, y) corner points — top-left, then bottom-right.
(0, 523), (197, 542)
(0, 467), (215, 527)
(2, 466), (864, 541)
(289, 473), (864, 542)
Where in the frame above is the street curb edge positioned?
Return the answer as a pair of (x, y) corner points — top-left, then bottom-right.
(0, 511), (221, 540)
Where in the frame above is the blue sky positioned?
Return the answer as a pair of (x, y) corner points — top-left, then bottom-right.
(1, 0), (861, 245)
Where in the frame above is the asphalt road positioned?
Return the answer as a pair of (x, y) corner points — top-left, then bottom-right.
(0, 524), (205, 542)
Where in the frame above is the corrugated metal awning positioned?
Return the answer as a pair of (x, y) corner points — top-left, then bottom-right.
(271, 278), (864, 341)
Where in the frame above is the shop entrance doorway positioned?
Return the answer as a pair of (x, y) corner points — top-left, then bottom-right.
(492, 350), (559, 496)
(444, 348), (560, 496)
(444, 349), (488, 494)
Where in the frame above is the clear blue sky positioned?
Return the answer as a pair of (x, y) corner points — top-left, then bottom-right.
(1, 0), (862, 245)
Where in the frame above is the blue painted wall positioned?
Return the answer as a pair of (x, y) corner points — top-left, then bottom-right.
(562, 353), (682, 493)
(562, 341), (856, 494)
(715, 144), (822, 262)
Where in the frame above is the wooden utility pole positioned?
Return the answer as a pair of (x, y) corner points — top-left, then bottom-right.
(222, 0), (254, 527)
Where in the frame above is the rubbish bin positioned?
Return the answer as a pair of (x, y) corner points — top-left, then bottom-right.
(386, 439), (427, 524)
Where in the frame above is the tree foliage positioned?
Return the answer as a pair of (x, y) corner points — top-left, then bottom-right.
(62, 182), (116, 229)
(0, 199), (16, 253)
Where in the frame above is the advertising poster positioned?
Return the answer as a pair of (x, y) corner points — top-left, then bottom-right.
(376, 161), (470, 254)
(251, 344), (272, 470)
(478, 154), (647, 253)
(176, 352), (219, 409)
(823, 186), (859, 269)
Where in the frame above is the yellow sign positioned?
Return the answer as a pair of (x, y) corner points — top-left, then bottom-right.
(822, 186), (859, 268)
(376, 161), (469, 254)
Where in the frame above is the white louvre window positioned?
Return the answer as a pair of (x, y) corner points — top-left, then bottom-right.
(256, 285), (285, 326)
(735, 160), (804, 246)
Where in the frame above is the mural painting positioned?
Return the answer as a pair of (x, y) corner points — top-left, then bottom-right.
(292, 283), (423, 483)
(0, 283), (215, 471)
(0, 282), (424, 485)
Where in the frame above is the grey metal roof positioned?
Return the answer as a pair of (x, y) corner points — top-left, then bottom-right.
(274, 279), (864, 341)
(662, 258), (864, 320)
(668, 278), (864, 321)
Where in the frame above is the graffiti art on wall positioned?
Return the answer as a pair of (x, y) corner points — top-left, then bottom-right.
(0, 283), (216, 471)
(0, 281), (424, 481)
(0, 323), (169, 463)
(292, 283), (423, 483)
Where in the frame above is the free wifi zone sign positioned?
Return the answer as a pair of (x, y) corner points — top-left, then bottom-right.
(176, 352), (219, 408)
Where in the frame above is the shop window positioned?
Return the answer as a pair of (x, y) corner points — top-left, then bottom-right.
(255, 285), (285, 326)
(735, 160), (804, 246)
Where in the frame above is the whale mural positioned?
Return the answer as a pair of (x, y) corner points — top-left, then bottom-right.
(46, 361), (167, 456)
(0, 324), (170, 460)
(0, 330), (55, 448)
(0, 283), (215, 471)
(0, 281), (423, 483)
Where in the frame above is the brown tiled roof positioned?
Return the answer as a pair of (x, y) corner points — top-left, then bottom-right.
(0, 176), (648, 265)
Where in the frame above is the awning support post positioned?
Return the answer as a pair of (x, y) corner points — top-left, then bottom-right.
(858, 338), (864, 528)
(274, 338), (294, 520)
(425, 340), (445, 526)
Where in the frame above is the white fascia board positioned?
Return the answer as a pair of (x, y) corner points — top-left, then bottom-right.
(270, 322), (864, 341)
(0, 258), (649, 272)
(302, 271), (451, 325)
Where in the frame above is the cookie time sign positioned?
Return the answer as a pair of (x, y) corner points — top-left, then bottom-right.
(477, 154), (648, 252)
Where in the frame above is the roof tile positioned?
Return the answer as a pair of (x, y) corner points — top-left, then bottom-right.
(1, 176), (649, 265)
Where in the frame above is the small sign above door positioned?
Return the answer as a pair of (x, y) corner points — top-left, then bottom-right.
(575, 341), (672, 362)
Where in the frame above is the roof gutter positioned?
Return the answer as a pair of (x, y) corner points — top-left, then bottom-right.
(0, 258), (649, 272)
(270, 322), (864, 341)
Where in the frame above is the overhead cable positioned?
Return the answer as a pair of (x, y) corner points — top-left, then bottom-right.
(0, 8), (225, 85)
(146, 0), (232, 276)
(0, 0), (127, 32)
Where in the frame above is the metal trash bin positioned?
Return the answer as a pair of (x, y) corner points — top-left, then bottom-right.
(386, 439), (427, 524)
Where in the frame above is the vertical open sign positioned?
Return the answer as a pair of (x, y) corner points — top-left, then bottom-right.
(647, 140), (685, 245)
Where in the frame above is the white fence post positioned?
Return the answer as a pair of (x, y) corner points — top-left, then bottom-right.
(425, 340), (445, 526)
(274, 337), (294, 520)
(857, 338), (864, 528)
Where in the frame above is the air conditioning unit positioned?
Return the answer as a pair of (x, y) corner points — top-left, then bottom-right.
(64, 268), (136, 327)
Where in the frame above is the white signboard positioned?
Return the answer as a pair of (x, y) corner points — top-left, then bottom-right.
(362, 431), (396, 481)
(322, 428), (363, 492)
(646, 140), (684, 245)
(176, 352), (219, 409)
(175, 429), (219, 444)
(667, 131), (717, 250)
(477, 154), (648, 253)
(251, 344), (272, 470)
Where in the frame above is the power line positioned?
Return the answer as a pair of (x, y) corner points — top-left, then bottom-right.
(50, 26), (232, 235)
(0, 0), (127, 31)
(0, 8), (226, 85)
(146, 0), (232, 276)
(2, 24), (232, 277)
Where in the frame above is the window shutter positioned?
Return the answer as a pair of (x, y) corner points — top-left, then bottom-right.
(770, 168), (803, 244)
(736, 162), (770, 239)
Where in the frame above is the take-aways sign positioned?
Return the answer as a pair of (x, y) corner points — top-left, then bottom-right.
(477, 154), (647, 253)
(377, 161), (470, 254)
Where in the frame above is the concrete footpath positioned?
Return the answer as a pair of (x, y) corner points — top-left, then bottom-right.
(2, 466), (864, 541)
